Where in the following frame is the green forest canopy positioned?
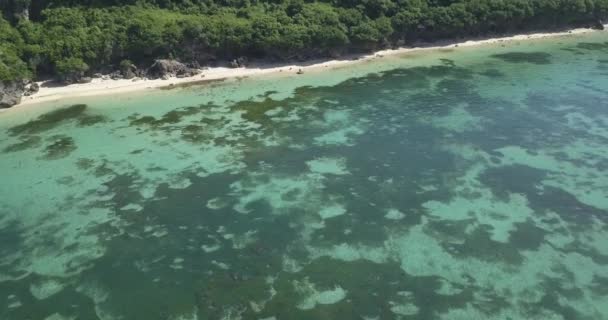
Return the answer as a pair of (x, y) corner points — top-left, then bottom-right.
(1, 0), (607, 81)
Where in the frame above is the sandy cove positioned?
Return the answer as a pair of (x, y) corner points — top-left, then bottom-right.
(11, 25), (607, 109)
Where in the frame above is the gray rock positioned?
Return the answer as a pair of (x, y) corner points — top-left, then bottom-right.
(121, 63), (137, 79)
(0, 81), (25, 108)
(147, 59), (199, 79)
(93, 73), (103, 78)
(108, 71), (122, 80)
(328, 49), (342, 59)
(29, 82), (39, 92)
(229, 56), (248, 68)
(237, 57), (248, 66)
(592, 20), (605, 30)
(188, 61), (201, 69)
(60, 69), (88, 84)
(123, 70), (135, 79)
(23, 82), (39, 96)
(135, 68), (146, 78)
(78, 77), (92, 84)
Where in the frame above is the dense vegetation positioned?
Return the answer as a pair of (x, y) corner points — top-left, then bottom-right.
(1, 0), (607, 82)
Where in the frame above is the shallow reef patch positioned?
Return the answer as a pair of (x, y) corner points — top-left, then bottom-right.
(7, 104), (106, 136)
(575, 41), (608, 51)
(127, 105), (205, 128)
(490, 52), (552, 64)
(2, 135), (42, 153)
(40, 135), (77, 160)
(1, 33), (608, 320)
(478, 68), (505, 78)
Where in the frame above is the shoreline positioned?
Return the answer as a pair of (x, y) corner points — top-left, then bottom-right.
(10, 25), (607, 110)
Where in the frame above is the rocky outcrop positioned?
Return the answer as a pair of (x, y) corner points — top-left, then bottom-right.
(120, 62), (137, 79)
(147, 59), (199, 79)
(591, 20), (605, 30)
(0, 80), (25, 108)
(23, 82), (39, 96)
(108, 71), (122, 80)
(60, 71), (87, 85)
(229, 57), (248, 68)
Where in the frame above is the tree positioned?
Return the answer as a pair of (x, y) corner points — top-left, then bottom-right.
(0, 16), (29, 81)
(55, 57), (89, 83)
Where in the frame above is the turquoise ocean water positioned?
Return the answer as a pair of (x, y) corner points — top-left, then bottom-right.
(1, 31), (607, 319)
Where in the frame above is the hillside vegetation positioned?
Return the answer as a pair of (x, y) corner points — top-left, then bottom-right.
(1, 0), (607, 82)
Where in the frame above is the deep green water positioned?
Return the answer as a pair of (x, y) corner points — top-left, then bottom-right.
(1, 32), (608, 320)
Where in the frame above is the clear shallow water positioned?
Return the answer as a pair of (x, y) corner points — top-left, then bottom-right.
(1, 32), (608, 320)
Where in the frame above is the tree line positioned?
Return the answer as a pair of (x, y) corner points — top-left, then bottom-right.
(1, 0), (607, 82)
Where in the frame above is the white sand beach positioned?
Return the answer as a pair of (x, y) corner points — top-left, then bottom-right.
(12, 25), (607, 109)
